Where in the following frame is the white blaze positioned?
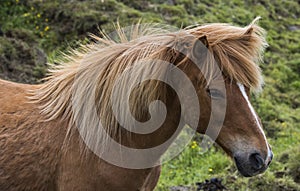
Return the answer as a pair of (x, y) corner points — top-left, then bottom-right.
(237, 83), (272, 164)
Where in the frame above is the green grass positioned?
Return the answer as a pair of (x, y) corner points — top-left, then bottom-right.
(1, 0), (299, 190)
(155, 131), (300, 190)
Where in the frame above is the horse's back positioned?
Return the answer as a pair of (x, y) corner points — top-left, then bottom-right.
(0, 79), (34, 112)
(0, 79), (64, 190)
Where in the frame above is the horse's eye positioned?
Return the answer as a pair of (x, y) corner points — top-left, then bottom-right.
(207, 89), (224, 99)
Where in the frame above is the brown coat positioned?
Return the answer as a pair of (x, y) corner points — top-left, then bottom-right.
(0, 80), (159, 191)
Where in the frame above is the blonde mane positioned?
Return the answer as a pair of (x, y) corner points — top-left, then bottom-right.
(31, 18), (267, 143)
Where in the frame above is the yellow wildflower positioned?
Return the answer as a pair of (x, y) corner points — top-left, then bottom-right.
(44, 26), (50, 32)
(23, 13), (30, 17)
(191, 140), (198, 149)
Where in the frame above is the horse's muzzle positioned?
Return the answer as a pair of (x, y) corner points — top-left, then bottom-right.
(234, 151), (273, 177)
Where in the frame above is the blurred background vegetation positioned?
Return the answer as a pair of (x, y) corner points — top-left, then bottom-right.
(0, 0), (299, 190)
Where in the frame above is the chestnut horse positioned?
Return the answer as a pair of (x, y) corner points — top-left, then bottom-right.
(0, 18), (273, 190)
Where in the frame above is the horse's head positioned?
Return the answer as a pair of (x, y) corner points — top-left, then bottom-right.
(194, 76), (273, 177)
(178, 21), (273, 177)
(216, 81), (273, 177)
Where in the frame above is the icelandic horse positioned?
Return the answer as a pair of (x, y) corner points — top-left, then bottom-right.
(0, 18), (273, 190)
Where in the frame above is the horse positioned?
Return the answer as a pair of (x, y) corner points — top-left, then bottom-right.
(0, 18), (273, 190)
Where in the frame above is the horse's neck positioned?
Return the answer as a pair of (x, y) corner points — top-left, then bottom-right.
(121, 90), (182, 152)
(66, 86), (182, 165)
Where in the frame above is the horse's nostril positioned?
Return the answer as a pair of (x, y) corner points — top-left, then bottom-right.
(249, 153), (264, 170)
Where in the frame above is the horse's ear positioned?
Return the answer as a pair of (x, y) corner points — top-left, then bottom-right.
(198, 36), (209, 48)
(192, 35), (209, 59)
(245, 27), (253, 35)
(242, 27), (254, 41)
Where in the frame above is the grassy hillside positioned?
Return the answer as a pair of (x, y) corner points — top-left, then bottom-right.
(1, 0), (299, 190)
